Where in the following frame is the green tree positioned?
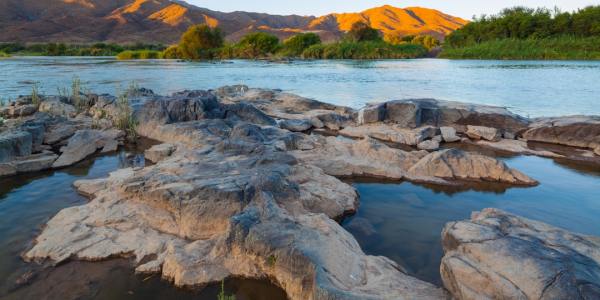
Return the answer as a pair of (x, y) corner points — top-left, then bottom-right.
(237, 32), (280, 58)
(178, 24), (224, 59)
(411, 35), (440, 50)
(347, 21), (381, 42)
(281, 33), (321, 56)
(162, 45), (182, 59)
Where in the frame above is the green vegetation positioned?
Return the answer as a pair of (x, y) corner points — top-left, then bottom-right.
(280, 33), (321, 57)
(30, 82), (41, 108)
(116, 50), (162, 60)
(0, 42), (165, 56)
(217, 280), (235, 300)
(302, 41), (427, 59)
(115, 90), (138, 141)
(178, 24), (224, 59)
(442, 6), (600, 59)
(0, 51), (9, 58)
(347, 21), (382, 42)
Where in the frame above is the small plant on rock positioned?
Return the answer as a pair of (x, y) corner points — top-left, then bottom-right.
(217, 280), (235, 300)
(31, 82), (41, 107)
(116, 91), (138, 142)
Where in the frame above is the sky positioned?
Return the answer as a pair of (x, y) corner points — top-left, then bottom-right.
(187, 0), (597, 19)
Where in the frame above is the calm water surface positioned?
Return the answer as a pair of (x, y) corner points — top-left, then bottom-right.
(1, 57), (600, 117)
(343, 154), (600, 286)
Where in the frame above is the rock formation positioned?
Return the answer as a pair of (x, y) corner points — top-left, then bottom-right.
(441, 208), (600, 300)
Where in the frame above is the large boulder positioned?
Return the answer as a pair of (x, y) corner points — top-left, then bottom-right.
(440, 126), (461, 142)
(359, 99), (529, 133)
(441, 208), (600, 300)
(466, 125), (501, 141)
(407, 148), (537, 185)
(340, 124), (438, 146)
(0, 131), (32, 162)
(523, 116), (600, 150)
(38, 97), (77, 117)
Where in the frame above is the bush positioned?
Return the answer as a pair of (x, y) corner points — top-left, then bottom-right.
(162, 45), (182, 59)
(280, 33), (321, 57)
(116, 50), (162, 60)
(0, 51), (9, 58)
(236, 32), (280, 58)
(302, 41), (427, 59)
(178, 24), (223, 59)
(347, 22), (381, 42)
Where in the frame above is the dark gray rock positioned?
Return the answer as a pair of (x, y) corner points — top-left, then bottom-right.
(225, 102), (277, 126)
(279, 119), (312, 132)
(0, 131), (32, 162)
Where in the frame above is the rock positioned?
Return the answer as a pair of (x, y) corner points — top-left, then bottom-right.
(0, 131), (32, 162)
(6, 104), (37, 118)
(471, 139), (563, 158)
(440, 126), (460, 142)
(225, 102), (277, 126)
(340, 124), (437, 146)
(364, 98), (529, 132)
(23, 121), (446, 300)
(279, 119), (312, 132)
(0, 151), (58, 177)
(432, 135), (443, 143)
(502, 131), (516, 140)
(523, 116), (600, 150)
(407, 148), (537, 185)
(44, 123), (78, 145)
(144, 143), (176, 163)
(38, 97), (77, 117)
(52, 129), (124, 168)
(417, 140), (440, 151)
(596, 146), (600, 156)
(357, 103), (385, 124)
(441, 208), (600, 300)
(21, 122), (46, 152)
(466, 125), (501, 141)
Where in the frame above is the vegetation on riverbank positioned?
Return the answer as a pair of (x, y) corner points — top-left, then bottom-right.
(0, 43), (166, 56)
(116, 22), (431, 60)
(441, 6), (600, 60)
(0, 51), (9, 58)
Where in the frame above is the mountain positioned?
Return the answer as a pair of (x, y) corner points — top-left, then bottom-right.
(0, 0), (468, 44)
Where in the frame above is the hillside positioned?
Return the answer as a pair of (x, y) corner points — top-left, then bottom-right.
(0, 0), (468, 44)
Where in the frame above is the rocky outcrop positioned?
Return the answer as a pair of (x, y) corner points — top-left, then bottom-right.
(441, 208), (600, 300)
(340, 124), (438, 146)
(523, 116), (600, 150)
(0, 151), (58, 176)
(293, 135), (536, 186)
(469, 139), (564, 158)
(144, 143), (176, 163)
(25, 117), (446, 300)
(440, 126), (460, 142)
(0, 131), (33, 162)
(52, 129), (124, 168)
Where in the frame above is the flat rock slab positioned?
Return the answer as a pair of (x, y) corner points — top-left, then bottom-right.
(144, 143), (176, 163)
(52, 129), (124, 168)
(524, 115), (600, 150)
(441, 208), (600, 300)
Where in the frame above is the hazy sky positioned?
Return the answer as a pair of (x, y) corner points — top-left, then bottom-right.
(187, 0), (596, 19)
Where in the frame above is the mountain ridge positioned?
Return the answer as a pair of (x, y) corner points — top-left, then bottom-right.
(0, 0), (468, 44)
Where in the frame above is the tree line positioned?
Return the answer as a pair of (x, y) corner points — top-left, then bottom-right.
(0, 43), (165, 56)
(446, 5), (600, 47)
(118, 22), (439, 60)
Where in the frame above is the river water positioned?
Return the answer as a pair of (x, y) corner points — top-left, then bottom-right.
(1, 57), (600, 297)
(1, 57), (600, 117)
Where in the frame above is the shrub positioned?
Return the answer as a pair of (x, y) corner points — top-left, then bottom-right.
(280, 33), (321, 57)
(31, 82), (41, 107)
(178, 24), (223, 59)
(347, 21), (381, 42)
(236, 32), (280, 58)
(411, 35), (440, 50)
(116, 50), (162, 60)
(115, 92), (138, 141)
(162, 45), (182, 59)
(302, 41), (427, 59)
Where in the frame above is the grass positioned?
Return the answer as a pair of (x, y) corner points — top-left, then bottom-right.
(31, 83), (41, 107)
(116, 50), (162, 60)
(440, 36), (600, 60)
(217, 280), (235, 300)
(301, 41), (428, 59)
(0, 51), (9, 58)
(115, 91), (138, 141)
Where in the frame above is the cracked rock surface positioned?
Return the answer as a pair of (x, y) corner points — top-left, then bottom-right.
(441, 208), (600, 300)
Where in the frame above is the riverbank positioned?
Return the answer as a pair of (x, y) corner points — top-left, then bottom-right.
(440, 37), (600, 60)
(2, 84), (599, 299)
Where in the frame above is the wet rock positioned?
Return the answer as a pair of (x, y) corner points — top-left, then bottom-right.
(440, 126), (460, 142)
(144, 143), (176, 163)
(340, 124), (437, 146)
(52, 129), (124, 168)
(417, 140), (440, 151)
(0, 131), (32, 162)
(441, 208), (600, 300)
(523, 116), (600, 150)
(0, 151), (58, 176)
(279, 119), (312, 132)
(470, 139), (563, 158)
(44, 123), (78, 145)
(0, 163), (17, 177)
(407, 148), (537, 185)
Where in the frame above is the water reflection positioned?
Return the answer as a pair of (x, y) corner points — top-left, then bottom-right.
(342, 155), (600, 286)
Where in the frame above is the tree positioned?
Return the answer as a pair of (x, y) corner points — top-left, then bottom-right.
(162, 45), (182, 59)
(237, 32), (280, 58)
(347, 21), (381, 42)
(282, 33), (321, 56)
(411, 35), (440, 50)
(178, 24), (223, 59)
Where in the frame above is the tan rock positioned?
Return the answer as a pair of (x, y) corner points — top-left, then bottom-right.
(466, 125), (501, 141)
(340, 124), (437, 145)
(144, 143), (176, 163)
(52, 129), (124, 168)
